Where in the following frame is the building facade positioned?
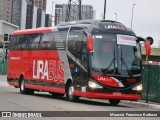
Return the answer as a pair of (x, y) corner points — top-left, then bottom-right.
(0, 0), (83, 29)
(33, 0), (46, 11)
(0, 20), (19, 62)
(0, 0), (47, 30)
(12, 0), (27, 30)
(45, 14), (52, 27)
(26, 0), (46, 29)
(55, 4), (95, 25)
(0, 0), (12, 23)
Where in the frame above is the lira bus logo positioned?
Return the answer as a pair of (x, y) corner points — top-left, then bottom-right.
(33, 60), (64, 83)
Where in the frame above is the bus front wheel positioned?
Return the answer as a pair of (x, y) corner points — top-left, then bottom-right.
(20, 77), (34, 95)
(66, 82), (79, 102)
(109, 99), (120, 105)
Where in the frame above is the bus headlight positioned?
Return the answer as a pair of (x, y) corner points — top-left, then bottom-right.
(88, 81), (102, 88)
(132, 84), (142, 91)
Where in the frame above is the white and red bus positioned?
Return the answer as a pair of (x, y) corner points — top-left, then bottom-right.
(7, 20), (152, 105)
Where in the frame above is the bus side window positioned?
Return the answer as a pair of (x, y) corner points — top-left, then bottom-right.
(68, 27), (88, 81)
(81, 35), (87, 69)
(39, 33), (54, 50)
(28, 34), (41, 50)
(56, 29), (68, 50)
(68, 28), (83, 61)
(17, 35), (28, 50)
(69, 31), (88, 69)
(10, 35), (18, 50)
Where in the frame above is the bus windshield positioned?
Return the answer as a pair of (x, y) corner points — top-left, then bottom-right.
(91, 34), (141, 75)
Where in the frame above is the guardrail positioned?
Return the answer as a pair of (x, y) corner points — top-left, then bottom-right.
(0, 61), (8, 75)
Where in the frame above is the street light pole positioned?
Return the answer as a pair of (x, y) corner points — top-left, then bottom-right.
(103, 0), (107, 19)
(131, 4), (136, 29)
(114, 13), (117, 21)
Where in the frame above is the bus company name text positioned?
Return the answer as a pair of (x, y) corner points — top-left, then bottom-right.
(33, 60), (64, 83)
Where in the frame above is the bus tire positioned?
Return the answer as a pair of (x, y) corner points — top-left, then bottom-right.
(66, 82), (79, 102)
(20, 77), (34, 95)
(109, 99), (120, 105)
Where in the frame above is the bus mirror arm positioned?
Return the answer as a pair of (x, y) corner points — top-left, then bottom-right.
(136, 36), (154, 45)
(83, 30), (89, 36)
(136, 37), (145, 42)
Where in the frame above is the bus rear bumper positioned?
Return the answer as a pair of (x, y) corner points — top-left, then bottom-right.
(86, 92), (141, 101)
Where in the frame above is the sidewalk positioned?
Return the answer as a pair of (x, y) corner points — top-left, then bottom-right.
(121, 100), (160, 110)
(0, 75), (10, 87)
(0, 75), (7, 79)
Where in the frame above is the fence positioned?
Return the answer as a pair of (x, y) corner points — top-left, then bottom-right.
(0, 61), (8, 75)
(142, 64), (160, 103)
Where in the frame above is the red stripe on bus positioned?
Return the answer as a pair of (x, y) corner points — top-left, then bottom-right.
(12, 27), (52, 35)
(74, 90), (87, 97)
(93, 74), (120, 87)
(8, 81), (19, 87)
(8, 81), (65, 94)
(25, 84), (65, 94)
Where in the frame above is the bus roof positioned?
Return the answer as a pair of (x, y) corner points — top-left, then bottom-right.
(12, 27), (54, 35)
(57, 20), (120, 26)
(57, 20), (135, 36)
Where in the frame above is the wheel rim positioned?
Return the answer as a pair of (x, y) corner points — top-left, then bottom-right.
(68, 86), (74, 98)
(21, 80), (24, 91)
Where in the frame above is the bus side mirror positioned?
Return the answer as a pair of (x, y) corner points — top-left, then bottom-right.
(144, 37), (153, 56)
(87, 35), (94, 52)
(146, 37), (154, 45)
(144, 40), (151, 55)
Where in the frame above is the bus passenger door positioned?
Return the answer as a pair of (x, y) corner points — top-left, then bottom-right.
(77, 36), (88, 94)
(67, 27), (88, 95)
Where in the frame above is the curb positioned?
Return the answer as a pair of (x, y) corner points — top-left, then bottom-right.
(121, 100), (160, 110)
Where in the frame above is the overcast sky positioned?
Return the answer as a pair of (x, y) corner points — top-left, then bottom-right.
(46, 0), (160, 47)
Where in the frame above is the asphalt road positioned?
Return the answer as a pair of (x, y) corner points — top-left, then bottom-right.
(0, 75), (159, 120)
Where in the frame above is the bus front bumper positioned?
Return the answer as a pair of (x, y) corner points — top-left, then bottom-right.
(86, 92), (141, 100)
(74, 90), (141, 100)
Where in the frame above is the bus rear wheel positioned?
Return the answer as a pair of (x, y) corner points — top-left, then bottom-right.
(66, 82), (79, 102)
(20, 77), (34, 95)
(109, 99), (120, 105)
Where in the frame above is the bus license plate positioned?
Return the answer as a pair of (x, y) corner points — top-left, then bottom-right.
(113, 92), (122, 96)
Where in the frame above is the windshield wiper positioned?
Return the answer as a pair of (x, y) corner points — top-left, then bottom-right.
(101, 58), (116, 73)
(101, 48), (117, 74)
(120, 48), (133, 76)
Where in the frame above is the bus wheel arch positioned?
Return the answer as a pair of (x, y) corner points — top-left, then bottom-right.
(19, 75), (34, 95)
(65, 79), (79, 102)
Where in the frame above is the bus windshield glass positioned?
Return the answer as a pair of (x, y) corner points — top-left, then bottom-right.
(91, 34), (141, 75)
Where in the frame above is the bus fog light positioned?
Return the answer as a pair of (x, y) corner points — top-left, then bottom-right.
(132, 84), (142, 91)
(88, 81), (102, 88)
